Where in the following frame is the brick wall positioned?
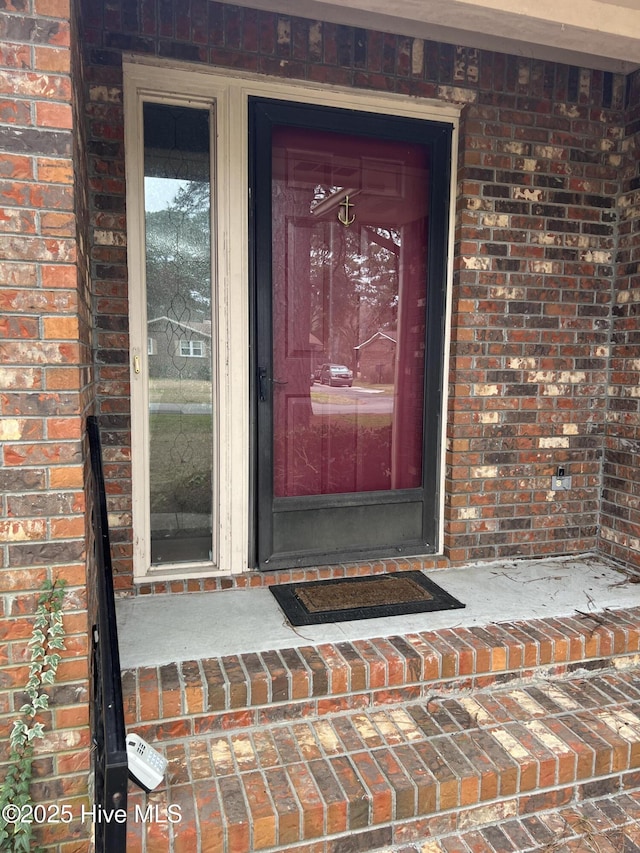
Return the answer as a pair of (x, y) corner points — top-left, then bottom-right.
(0, 0), (93, 847)
(447, 67), (622, 562)
(600, 70), (640, 569)
(81, 2), (635, 590)
(82, 0), (132, 593)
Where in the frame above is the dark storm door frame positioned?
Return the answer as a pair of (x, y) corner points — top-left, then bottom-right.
(249, 97), (452, 571)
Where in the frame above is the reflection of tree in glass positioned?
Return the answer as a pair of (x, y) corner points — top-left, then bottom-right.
(309, 185), (400, 368)
(145, 179), (211, 324)
(145, 178), (212, 385)
(145, 177), (213, 521)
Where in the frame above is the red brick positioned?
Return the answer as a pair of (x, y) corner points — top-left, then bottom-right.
(243, 770), (277, 849)
(317, 643), (350, 695)
(286, 762), (324, 839)
(260, 767), (299, 846)
(35, 101), (73, 129)
(36, 0), (71, 15)
(307, 758), (348, 835)
(34, 45), (72, 73)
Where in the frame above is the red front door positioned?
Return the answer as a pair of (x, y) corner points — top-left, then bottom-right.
(271, 125), (428, 498)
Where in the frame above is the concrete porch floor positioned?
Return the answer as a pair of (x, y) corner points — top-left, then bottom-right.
(116, 554), (640, 669)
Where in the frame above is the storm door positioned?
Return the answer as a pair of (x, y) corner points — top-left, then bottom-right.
(251, 99), (451, 570)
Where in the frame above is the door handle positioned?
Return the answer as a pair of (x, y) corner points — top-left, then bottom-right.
(258, 368), (288, 401)
(259, 367), (268, 401)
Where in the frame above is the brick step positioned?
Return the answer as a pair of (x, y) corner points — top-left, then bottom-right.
(122, 606), (640, 740)
(376, 788), (640, 853)
(126, 664), (640, 853)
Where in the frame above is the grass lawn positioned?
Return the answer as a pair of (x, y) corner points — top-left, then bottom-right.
(150, 378), (213, 405)
(149, 412), (213, 512)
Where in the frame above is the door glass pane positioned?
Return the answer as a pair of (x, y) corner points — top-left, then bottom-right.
(272, 126), (429, 497)
(143, 103), (214, 564)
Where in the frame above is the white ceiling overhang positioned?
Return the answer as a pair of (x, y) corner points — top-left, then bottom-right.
(223, 0), (640, 73)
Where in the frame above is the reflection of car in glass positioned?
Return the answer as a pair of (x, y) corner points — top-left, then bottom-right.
(320, 363), (353, 387)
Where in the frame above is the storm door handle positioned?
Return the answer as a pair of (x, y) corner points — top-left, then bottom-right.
(259, 367), (268, 401)
(258, 368), (288, 401)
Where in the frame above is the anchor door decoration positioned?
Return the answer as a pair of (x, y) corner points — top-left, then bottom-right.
(337, 194), (355, 226)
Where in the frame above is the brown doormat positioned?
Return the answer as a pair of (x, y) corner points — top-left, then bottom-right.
(269, 571), (465, 626)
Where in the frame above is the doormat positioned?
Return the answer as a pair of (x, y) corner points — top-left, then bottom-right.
(269, 571), (465, 626)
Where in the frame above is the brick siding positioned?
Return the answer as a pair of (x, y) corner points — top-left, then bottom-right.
(600, 71), (640, 569)
(0, 0), (93, 847)
(448, 89), (618, 563)
(80, 2), (638, 588)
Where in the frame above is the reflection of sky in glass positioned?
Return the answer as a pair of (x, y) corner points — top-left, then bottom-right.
(144, 177), (189, 212)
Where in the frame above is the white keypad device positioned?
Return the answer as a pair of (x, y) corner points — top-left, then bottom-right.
(126, 733), (168, 791)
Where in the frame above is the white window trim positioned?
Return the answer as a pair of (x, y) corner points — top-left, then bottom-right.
(124, 58), (459, 581)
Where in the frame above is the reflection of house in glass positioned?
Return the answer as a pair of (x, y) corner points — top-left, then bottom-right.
(309, 332), (324, 377)
(147, 316), (212, 381)
(354, 330), (397, 383)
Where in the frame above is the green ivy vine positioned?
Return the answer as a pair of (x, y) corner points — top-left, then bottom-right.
(0, 578), (66, 853)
